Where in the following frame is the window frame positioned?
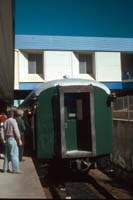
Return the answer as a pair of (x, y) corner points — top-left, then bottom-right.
(28, 52), (44, 75)
(78, 53), (95, 77)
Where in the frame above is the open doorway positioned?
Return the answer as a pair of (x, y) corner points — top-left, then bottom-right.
(64, 92), (92, 152)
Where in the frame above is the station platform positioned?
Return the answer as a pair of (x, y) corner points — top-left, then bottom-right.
(0, 156), (46, 199)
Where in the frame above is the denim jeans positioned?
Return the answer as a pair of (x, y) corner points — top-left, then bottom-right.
(3, 137), (19, 172)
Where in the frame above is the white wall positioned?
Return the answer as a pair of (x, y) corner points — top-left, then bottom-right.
(44, 51), (94, 80)
(18, 50), (82, 83)
(16, 50), (122, 86)
(14, 49), (19, 89)
(95, 52), (122, 81)
(19, 51), (44, 82)
(19, 50), (28, 81)
(18, 50), (79, 83)
(45, 51), (73, 81)
(70, 52), (79, 78)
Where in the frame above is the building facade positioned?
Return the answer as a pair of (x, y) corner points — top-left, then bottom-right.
(14, 0), (133, 100)
(14, 50), (122, 88)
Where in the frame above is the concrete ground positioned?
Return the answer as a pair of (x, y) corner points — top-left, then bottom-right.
(0, 156), (46, 199)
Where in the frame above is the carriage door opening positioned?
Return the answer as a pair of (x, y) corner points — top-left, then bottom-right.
(59, 86), (93, 157)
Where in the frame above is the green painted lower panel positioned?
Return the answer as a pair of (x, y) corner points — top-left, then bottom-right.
(94, 87), (112, 155)
(36, 88), (57, 158)
(36, 86), (112, 158)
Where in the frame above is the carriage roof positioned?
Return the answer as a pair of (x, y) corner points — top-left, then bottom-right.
(34, 78), (110, 95)
(20, 78), (111, 106)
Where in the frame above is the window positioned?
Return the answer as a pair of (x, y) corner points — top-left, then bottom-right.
(28, 53), (43, 74)
(79, 54), (93, 75)
(121, 53), (133, 80)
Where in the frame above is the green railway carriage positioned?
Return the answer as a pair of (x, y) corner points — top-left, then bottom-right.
(21, 78), (113, 171)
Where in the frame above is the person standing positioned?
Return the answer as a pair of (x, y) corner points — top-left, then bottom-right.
(0, 111), (7, 158)
(15, 109), (26, 161)
(2, 110), (22, 173)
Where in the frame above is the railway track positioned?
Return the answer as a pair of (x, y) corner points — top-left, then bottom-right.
(43, 172), (119, 199)
(34, 159), (133, 199)
(49, 181), (106, 199)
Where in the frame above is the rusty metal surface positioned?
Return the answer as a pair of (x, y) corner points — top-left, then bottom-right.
(0, 157), (46, 199)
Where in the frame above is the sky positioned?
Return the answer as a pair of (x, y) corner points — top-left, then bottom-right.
(15, 0), (133, 38)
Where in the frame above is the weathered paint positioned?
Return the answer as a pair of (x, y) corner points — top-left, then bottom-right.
(36, 83), (112, 159)
(94, 87), (112, 154)
(37, 87), (57, 158)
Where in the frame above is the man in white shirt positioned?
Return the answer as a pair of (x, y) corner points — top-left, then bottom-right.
(2, 110), (22, 173)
